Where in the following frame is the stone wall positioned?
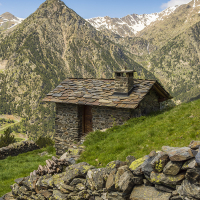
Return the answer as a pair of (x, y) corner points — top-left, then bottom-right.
(55, 103), (81, 155)
(54, 89), (161, 155)
(92, 106), (131, 131)
(92, 89), (160, 131)
(131, 88), (160, 117)
(5, 140), (200, 200)
(0, 141), (39, 160)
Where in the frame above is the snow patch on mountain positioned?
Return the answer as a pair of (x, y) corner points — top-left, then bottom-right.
(0, 12), (24, 30)
(86, 6), (179, 37)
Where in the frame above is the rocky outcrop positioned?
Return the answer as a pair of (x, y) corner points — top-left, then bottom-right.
(3, 140), (200, 199)
(0, 141), (39, 160)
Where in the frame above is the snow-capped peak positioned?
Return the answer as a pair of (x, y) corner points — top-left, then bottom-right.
(86, 5), (179, 37)
(0, 12), (24, 30)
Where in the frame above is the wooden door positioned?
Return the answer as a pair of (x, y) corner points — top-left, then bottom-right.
(83, 106), (93, 134)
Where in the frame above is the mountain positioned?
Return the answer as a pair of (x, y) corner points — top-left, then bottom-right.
(86, 0), (200, 103)
(0, 0), (155, 139)
(86, 6), (178, 37)
(0, 12), (24, 31)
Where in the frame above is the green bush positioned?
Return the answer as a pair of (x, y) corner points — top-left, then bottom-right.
(35, 136), (54, 148)
(0, 128), (16, 148)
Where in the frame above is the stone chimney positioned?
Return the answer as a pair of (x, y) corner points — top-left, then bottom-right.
(114, 70), (135, 94)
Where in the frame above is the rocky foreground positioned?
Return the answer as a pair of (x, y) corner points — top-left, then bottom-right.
(2, 141), (200, 200)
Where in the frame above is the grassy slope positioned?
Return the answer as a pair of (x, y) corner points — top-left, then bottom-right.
(0, 147), (56, 197)
(79, 99), (200, 167)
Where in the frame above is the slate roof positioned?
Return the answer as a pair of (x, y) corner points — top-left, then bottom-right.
(43, 78), (172, 109)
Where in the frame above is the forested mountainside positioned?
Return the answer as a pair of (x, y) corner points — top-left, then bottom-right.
(0, 0), (155, 139)
(92, 0), (200, 103)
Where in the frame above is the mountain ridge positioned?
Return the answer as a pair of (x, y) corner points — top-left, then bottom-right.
(0, 0), (155, 139)
(86, 5), (179, 37)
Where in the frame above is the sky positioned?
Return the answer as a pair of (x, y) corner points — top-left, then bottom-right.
(0, 0), (192, 19)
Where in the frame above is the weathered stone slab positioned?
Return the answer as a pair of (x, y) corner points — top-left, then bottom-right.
(150, 171), (185, 188)
(162, 146), (194, 161)
(130, 185), (172, 200)
(163, 161), (183, 175)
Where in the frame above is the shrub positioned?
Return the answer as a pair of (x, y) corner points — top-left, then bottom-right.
(35, 136), (54, 148)
(0, 128), (16, 148)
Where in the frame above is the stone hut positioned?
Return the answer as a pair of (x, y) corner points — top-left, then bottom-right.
(43, 70), (172, 155)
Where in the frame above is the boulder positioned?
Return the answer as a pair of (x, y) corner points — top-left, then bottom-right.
(163, 161), (183, 175)
(150, 171), (185, 188)
(130, 185), (172, 200)
(150, 152), (169, 173)
(162, 146), (194, 161)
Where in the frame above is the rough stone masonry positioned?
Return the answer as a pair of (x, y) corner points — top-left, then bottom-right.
(3, 140), (200, 200)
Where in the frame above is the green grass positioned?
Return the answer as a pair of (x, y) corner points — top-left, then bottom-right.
(79, 99), (200, 167)
(0, 147), (56, 197)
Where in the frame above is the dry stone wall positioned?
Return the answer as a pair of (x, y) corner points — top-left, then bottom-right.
(4, 140), (200, 200)
(0, 140), (39, 160)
